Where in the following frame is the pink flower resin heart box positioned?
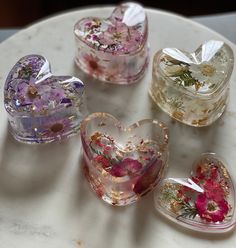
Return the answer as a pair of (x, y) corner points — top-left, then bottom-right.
(150, 40), (234, 127)
(154, 153), (236, 233)
(4, 54), (85, 144)
(74, 2), (149, 84)
(80, 113), (169, 206)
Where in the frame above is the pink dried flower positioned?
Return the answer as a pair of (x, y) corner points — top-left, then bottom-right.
(195, 193), (229, 222)
(109, 158), (142, 177)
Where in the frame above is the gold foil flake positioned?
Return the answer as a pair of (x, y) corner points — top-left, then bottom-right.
(191, 117), (208, 126)
(90, 132), (102, 141)
(172, 111), (184, 121)
(221, 166), (229, 179)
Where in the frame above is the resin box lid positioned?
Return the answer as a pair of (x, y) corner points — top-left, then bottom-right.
(154, 40), (234, 97)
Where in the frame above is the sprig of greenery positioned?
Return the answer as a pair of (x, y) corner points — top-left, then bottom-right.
(160, 185), (198, 220)
(89, 140), (121, 165)
(89, 141), (111, 161)
(175, 71), (197, 87)
(177, 201), (198, 220)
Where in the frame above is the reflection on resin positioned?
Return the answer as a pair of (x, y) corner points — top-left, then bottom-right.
(74, 2), (149, 84)
(150, 40), (234, 127)
(80, 113), (169, 206)
(154, 153), (236, 233)
(4, 54), (86, 143)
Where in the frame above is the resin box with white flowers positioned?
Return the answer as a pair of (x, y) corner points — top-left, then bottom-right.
(150, 40), (234, 127)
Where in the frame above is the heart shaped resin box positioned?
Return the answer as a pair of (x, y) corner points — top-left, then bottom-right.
(150, 40), (234, 127)
(74, 2), (149, 84)
(4, 55), (85, 143)
(80, 113), (169, 206)
(154, 153), (236, 233)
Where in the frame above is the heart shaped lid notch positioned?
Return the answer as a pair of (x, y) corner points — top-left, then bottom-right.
(80, 112), (169, 206)
(74, 2), (149, 83)
(4, 54), (85, 144)
(154, 153), (236, 233)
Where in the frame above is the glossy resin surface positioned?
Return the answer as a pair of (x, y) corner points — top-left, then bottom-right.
(74, 2), (149, 84)
(150, 40), (234, 127)
(80, 113), (169, 206)
(154, 153), (236, 232)
(4, 55), (85, 143)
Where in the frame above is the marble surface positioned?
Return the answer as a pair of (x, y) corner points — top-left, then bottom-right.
(1, 12), (236, 44)
(0, 7), (236, 248)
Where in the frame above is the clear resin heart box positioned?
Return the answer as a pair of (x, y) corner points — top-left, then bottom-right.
(74, 2), (149, 84)
(4, 54), (85, 144)
(150, 40), (234, 127)
(80, 113), (169, 206)
(154, 153), (236, 233)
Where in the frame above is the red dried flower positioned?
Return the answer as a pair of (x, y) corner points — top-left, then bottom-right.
(203, 179), (226, 202)
(133, 158), (162, 195)
(95, 155), (110, 169)
(109, 158), (142, 177)
(196, 164), (207, 180)
(210, 166), (219, 180)
(195, 193), (229, 222)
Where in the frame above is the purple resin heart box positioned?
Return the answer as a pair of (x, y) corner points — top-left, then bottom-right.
(74, 2), (149, 84)
(4, 54), (86, 144)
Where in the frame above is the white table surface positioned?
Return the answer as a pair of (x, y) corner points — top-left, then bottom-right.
(1, 11), (236, 43)
(0, 7), (236, 248)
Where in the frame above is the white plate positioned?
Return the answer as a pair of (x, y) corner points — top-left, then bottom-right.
(0, 7), (236, 248)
